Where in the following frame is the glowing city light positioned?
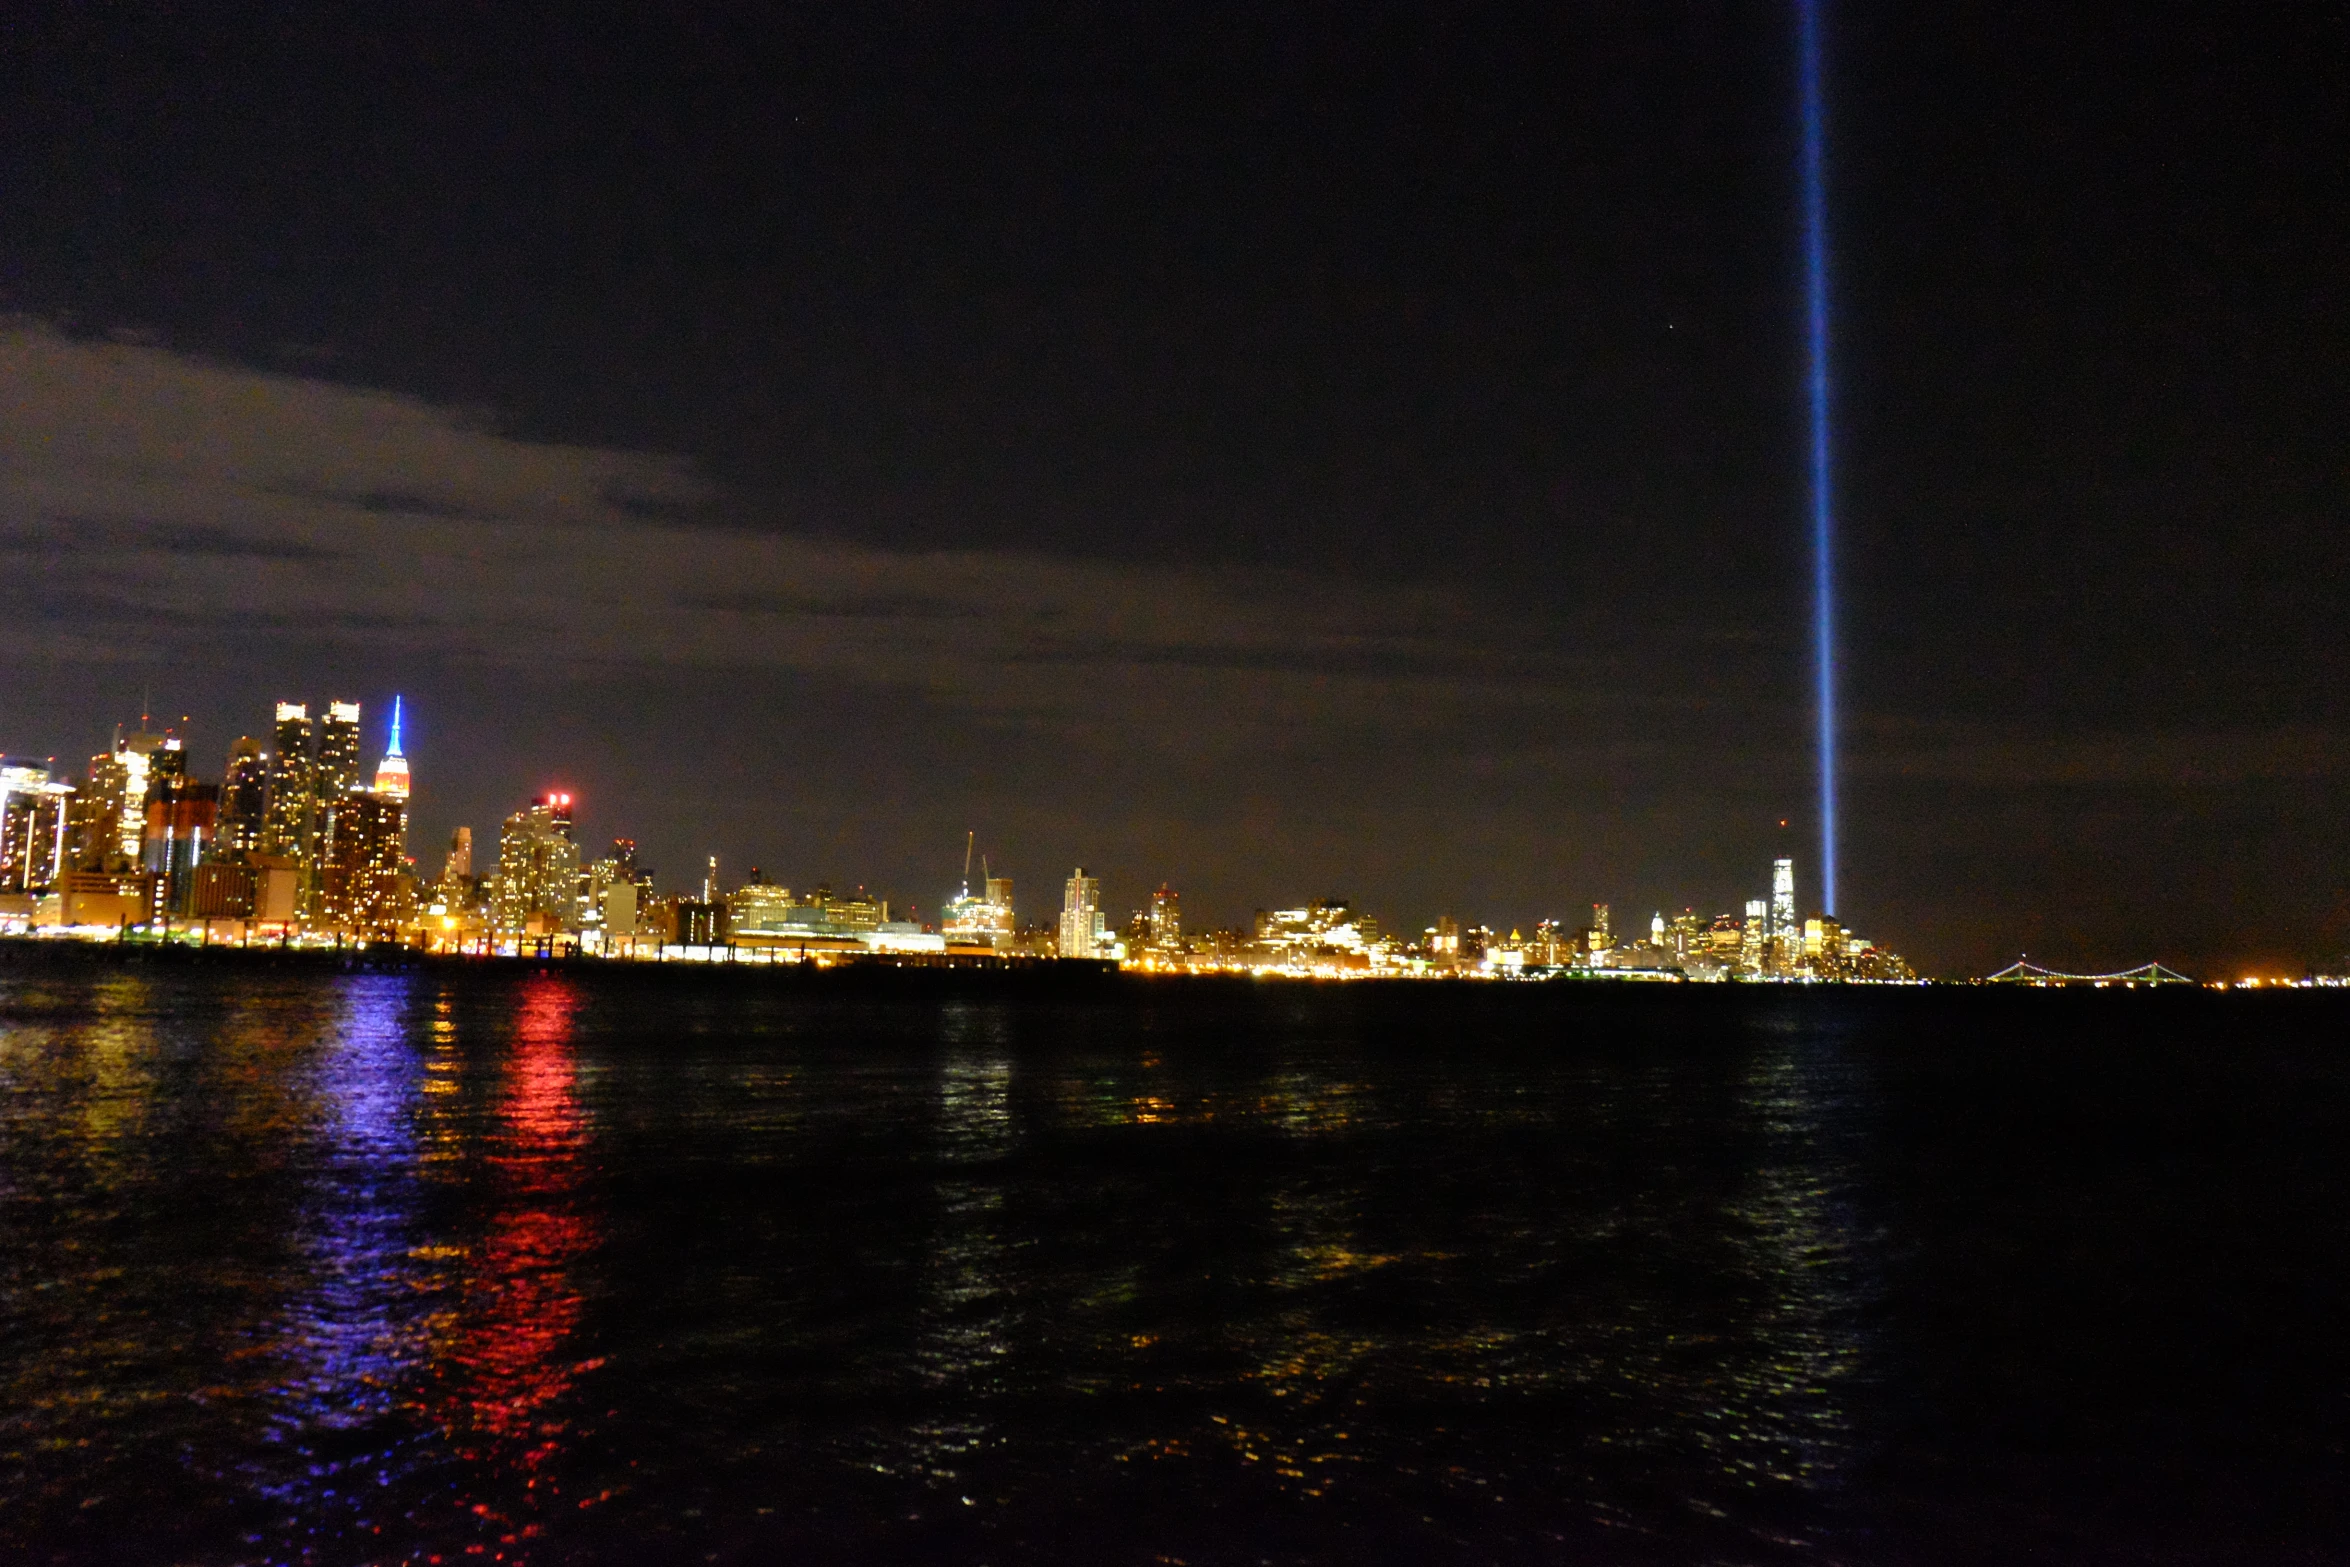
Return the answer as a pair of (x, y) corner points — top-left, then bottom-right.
(1798, 0), (1839, 918)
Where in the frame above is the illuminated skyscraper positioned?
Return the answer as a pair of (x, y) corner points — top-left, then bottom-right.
(1742, 899), (1770, 972)
(1148, 883), (1182, 951)
(111, 726), (178, 866)
(311, 701), (364, 910)
(372, 696), (411, 801)
(0, 765), (73, 893)
(1058, 868), (1101, 958)
(142, 778), (219, 915)
(490, 793), (581, 934)
(66, 751), (129, 871)
(319, 790), (410, 934)
(219, 737), (268, 856)
(316, 700), (363, 799)
(263, 703), (315, 862)
(1770, 857), (1799, 972)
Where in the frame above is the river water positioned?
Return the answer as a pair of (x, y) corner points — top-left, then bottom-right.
(1, 950), (2344, 1563)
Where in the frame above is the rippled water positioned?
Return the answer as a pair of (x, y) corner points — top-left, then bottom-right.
(2, 950), (2346, 1564)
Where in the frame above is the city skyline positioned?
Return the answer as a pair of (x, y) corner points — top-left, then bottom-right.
(0, 687), (1923, 979)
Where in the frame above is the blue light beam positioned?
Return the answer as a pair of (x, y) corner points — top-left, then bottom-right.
(1798, 0), (1838, 917)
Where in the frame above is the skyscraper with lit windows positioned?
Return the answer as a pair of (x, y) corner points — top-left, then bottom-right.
(491, 793), (581, 934)
(219, 737), (268, 856)
(0, 765), (73, 893)
(263, 703), (315, 862)
(1770, 857), (1799, 973)
(1058, 869), (1101, 958)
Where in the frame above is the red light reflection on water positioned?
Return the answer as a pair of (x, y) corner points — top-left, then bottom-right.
(421, 976), (602, 1541)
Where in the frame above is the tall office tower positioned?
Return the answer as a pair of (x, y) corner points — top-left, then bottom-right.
(1058, 868), (1101, 958)
(609, 838), (638, 882)
(315, 700), (363, 799)
(1742, 898), (1770, 973)
(1650, 911), (1667, 948)
(444, 826), (473, 883)
(311, 701), (364, 894)
(701, 855), (718, 903)
(319, 791), (410, 933)
(147, 732), (187, 789)
(142, 778), (220, 915)
(372, 696), (411, 801)
(219, 738), (269, 855)
(490, 795), (582, 934)
(0, 765), (74, 893)
(1148, 883), (1182, 951)
(65, 751), (129, 870)
(263, 703), (316, 861)
(1589, 903), (1612, 954)
(109, 726), (177, 865)
(1769, 857), (1799, 972)
(1671, 910), (1704, 961)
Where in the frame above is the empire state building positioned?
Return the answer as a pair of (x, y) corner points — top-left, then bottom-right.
(373, 696), (411, 801)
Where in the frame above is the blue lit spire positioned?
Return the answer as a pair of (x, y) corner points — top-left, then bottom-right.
(1798, 0), (1838, 917)
(373, 695), (411, 800)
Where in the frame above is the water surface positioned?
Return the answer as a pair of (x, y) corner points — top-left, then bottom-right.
(2, 950), (2344, 1563)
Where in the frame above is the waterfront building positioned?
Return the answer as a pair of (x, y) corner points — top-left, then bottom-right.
(1741, 899), (1769, 972)
(942, 870), (1016, 949)
(675, 900), (725, 945)
(1058, 869), (1102, 958)
(1670, 910), (1704, 961)
(309, 701), (364, 916)
(315, 700), (363, 803)
(62, 727), (180, 873)
(490, 794), (581, 934)
(263, 703), (316, 865)
(1428, 914), (1462, 964)
(1148, 883), (1182, 952)
(1254, 901), (1373, 965)
(318, 789), (410, 934)
(66, 751), (130, 871)
(52, 868), (163, 929)
(1770, 857), (1799, 972)
(142, 778), (220, 914)
(219, 737), (268, 856)
(0, 765), (74, 893)
(726, 878), (797, 933)
(188, 859), (257, 919)
(111, 727), (179, 867)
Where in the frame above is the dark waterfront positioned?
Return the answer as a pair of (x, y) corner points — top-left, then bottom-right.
(2, 949), (2345, 1564)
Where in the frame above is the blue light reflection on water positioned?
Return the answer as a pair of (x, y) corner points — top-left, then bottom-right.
(253, 972), (430, 1545)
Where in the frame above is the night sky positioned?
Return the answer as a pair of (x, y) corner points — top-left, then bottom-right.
(3, 3), (2344, 976)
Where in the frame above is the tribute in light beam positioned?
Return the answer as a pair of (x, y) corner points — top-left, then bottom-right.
(1798, 0), (1838, 917)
